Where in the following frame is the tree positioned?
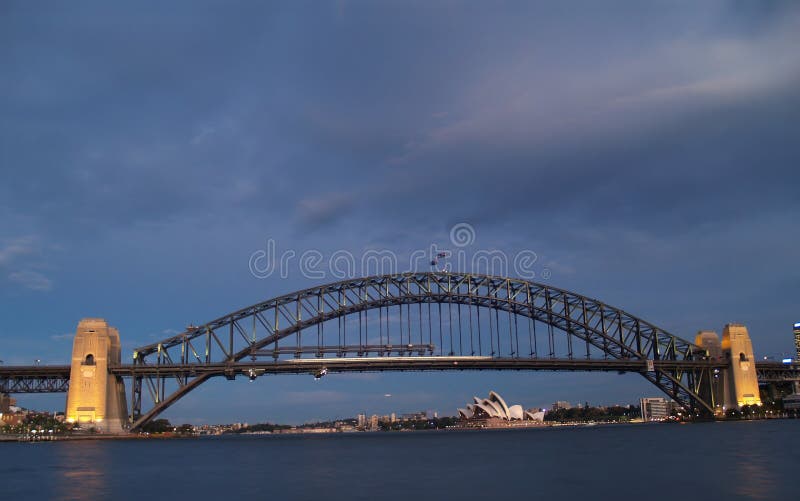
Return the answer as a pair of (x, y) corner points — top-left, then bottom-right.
(177, 424), (194, 434)
(141, 418), (173, 434)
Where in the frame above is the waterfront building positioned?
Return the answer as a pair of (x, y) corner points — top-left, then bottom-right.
(0, 394), (15, 413)
(640, 397), (672, 421)
(458, 391), (545, 421)
(369, 414), (379, 431)
(0, 412), (24, 426)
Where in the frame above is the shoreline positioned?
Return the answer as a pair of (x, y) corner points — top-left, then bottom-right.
(2, 415), (794, 442)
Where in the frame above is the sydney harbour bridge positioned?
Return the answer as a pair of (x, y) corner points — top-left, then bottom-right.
(2, 271), (799, 432)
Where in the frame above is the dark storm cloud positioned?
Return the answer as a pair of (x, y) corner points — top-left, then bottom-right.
(0, 1), (294, 231)
(6, 1), (796, 238)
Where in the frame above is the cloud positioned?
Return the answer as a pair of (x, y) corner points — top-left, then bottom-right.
(296, 192), (356, 228)
(0, 236), (54, 292)
(8, 270), (53, 291)
(0, 236), (39, 266)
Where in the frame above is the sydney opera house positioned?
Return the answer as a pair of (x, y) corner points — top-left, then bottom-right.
(458, 391), (546, 422)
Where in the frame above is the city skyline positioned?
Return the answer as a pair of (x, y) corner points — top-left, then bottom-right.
(2, 2), (800, 424)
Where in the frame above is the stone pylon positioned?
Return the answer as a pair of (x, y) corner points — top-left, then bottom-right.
(721, 323), (762, 408)
(695, 325), (762, 411)
(65, 318), (129, 433)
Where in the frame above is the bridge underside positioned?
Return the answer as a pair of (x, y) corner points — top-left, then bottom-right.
(0, 366), (70, 393)
(111, 357), (723, 377)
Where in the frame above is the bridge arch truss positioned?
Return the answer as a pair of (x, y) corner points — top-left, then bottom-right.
(125, 272), (718, 430)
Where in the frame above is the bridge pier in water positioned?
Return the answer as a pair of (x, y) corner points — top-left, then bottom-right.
(65, 318), (129, 433)
(695, 323), (762, 415)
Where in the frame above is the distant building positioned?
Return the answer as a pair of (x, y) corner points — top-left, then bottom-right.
(390, 412), (396, 423)
(640, 397), (671, 421)
(794, 322), (800, 360)
(458, 391), (544, 421)
(400, 412), (427, 421)
(552, 401), (571, 411)
(0, 412), (24, 426)
(357, 414), (366, 429)
(783, 394), (800, 410)
(0, 394), (15, 413)
(369, 414), (379, 431)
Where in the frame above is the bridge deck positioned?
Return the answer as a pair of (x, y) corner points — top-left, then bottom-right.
(3, 360), (797, 394)
(0, 365), (71, 393)
(0, 365), (71, 377)
(108, 357), (727, 377)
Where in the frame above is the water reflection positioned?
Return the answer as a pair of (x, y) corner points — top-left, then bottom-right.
(52, 441), (110, 500)
(2, 421), (795, 500)
(731, 427), (776, 500)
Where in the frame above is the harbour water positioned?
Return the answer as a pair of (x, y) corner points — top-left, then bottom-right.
(2, 420), (798, 500)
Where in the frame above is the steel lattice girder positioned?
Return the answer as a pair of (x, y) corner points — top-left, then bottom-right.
(127, 272), (721, 430)
(134, 272), (701, 362)
(0, 366), (71, 393)
(756, 362), (800, 382)
(0, 377), (70, 393)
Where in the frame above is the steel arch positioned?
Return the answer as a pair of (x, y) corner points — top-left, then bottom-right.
(127, 272), (716, 430)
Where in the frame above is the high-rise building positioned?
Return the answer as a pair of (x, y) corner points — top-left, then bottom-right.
(357, 413), (366, 429)
(794, 322), (800, 360)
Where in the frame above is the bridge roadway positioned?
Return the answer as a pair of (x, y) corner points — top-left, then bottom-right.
(3, 358), (798, 393)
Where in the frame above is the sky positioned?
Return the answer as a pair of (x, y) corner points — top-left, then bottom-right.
(1, 1), (799, 425)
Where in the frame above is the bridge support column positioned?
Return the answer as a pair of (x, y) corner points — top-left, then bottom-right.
(721, 324), (762, 409)
(695, 331), (726, 416)
(65, 319), (129, 433)
(696, 325), (762, 411)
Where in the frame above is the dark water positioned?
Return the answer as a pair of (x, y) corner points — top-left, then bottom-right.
(2, 420), (798, 500)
